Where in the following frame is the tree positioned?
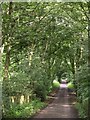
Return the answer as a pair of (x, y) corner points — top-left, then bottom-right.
(2, 2), (90, 118)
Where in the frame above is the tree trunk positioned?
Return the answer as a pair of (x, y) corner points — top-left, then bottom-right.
(3, 2), (13, 114)
(87, 2), (90, 119)
(3, 45), (11, 111)
(88, 2), (90, 66)
(69, 55), (75, 76)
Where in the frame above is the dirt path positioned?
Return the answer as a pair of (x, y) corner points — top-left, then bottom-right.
(34, 83), (79, 118)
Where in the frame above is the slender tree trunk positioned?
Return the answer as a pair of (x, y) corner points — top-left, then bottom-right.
(87, 2), (90, 119)
(3, 1), (13, 80)
(88, 3), (90, 66)
(69, 56), (75, 76)
(3, 45), (11, 112)
(3, 2), (13, 114)
(0, 10), (2, 119)
(3, 45), (10, 80)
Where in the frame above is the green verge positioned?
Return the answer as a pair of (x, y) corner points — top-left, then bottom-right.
(3, 99), (46, 118)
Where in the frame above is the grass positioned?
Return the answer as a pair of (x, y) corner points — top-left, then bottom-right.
(3, 99), (46, 118)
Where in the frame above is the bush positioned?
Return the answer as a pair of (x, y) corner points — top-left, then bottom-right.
(67, 82), (74, 89)
(3, 99), (46, 118)
(75, 64), (90, 118)
(34, 82), (47, 102)
(53, 80), (60, 88)
(75, 100), (88, 118)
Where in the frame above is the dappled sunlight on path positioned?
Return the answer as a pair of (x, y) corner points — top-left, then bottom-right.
(34, 82), (78, 118)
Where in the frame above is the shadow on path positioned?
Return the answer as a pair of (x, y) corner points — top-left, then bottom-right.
(34, 83), (79, 118)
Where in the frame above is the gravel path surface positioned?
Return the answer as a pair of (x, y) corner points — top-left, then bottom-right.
(34, 83), (78, 118)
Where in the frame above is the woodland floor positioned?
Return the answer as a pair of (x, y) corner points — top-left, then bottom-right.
(33, 83), (79, 118)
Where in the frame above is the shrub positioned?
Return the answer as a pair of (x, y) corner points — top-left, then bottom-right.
(67, 82), (74, 89)
(53, 80), (60, 88)
(75, 64), (90, 118)
(3, 99), (46, 118)
(34, 82), (47, 102)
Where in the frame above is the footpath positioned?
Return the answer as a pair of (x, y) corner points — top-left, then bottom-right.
(34, 82), (78, 118)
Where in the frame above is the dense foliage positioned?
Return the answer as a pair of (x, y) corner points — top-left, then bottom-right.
(1, 2), (90, 118)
